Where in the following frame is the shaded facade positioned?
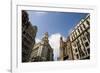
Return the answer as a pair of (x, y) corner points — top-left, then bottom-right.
(22, 10), (37, 62)
(30, 32), (54, 62)
(60, 37), (74, 60)
(60, 14), (90, 60)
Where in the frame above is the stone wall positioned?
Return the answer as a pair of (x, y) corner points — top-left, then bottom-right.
(22, 10), (37, 62)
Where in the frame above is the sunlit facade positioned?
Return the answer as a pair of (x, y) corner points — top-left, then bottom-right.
(30, 32), (54, 62)
(60, 14), (90, 60)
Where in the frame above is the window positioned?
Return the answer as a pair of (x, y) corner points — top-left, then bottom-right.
(84, 32), (90, 42)
(75, 49), (78, 52)
(76, 54), (79, 59)
(83, 36), (86, 41)
(25, 32), (33, 41)
(80, 26), (83, 32)
(78, 28), (80, 34)
(86, 20), (90, 25)
(86, 33), (90, 41)
(83, 24), (86, 29)
(85, 42), (89, 47)
(87, 48), (90, 54)
(23, 37), (31, 45)
(64, 56), (69, 60)
(23, 31), (26, 34)
(81, 24), (85, 31)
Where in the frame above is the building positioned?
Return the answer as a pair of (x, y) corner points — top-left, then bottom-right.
(60, 14), (90, 60)
(60, 37), (68, 60)
(60, 37), (74, 60)
(22, 10), (37, 62)
(30, 32), (54, 62)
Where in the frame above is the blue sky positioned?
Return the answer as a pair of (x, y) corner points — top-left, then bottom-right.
(27, 10), (88, 39)
(27, 10), (88, 61)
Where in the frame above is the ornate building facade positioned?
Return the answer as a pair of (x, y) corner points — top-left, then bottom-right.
(30, 32), (54, 62)
(22, 10), (37, 62)
(60, 37), (74, 60)
(60, 14), (90, 60)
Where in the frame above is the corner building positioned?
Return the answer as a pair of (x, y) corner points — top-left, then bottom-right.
(60, 14), (90, 60)
(30, 32), (54, 62)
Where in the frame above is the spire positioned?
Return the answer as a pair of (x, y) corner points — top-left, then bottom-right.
(60, 37), (62, 41)
(42, 32), (49, 44)
(60, 36), (64, 49)
(44, 32), (48, 38)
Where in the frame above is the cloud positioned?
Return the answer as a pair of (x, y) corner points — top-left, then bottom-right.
(35, 33), (66, 61)
(35, 38), (41, 43)
(49, 33), (65, 61)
